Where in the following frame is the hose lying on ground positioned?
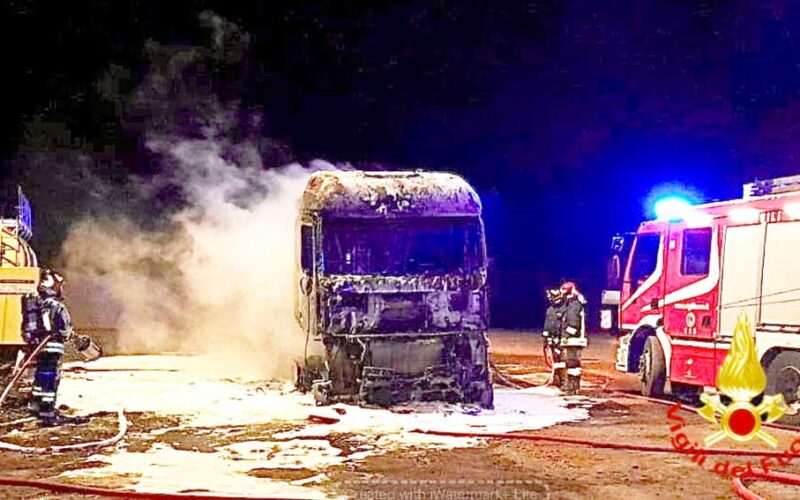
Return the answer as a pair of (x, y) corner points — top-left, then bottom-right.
(490, 342), (554, 389)
(0, 333), (129, 454)
(0, 334), (53, 409)
(485, 364), (800, 499)
(0, 477), (298, 500)
(732, 470), (800, 500)
(0, 417), (35, 428)
(0, 353), (790, 498)
(0, 409), (128, 454)
(304, 411), (800, 499)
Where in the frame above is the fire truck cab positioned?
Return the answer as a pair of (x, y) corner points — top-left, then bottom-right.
(612, 175), (800, 406)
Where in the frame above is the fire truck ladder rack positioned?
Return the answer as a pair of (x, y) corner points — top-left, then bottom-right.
(744, 174), (800, 198)
(0, 221), (23, 268)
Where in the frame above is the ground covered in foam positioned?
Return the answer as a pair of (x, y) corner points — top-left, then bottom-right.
(57, 355), (593, 498)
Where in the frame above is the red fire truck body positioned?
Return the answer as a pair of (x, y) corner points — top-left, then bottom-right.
(614, 175), (800, 403)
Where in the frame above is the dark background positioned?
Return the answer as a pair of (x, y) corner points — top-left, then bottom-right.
(2, 0), (800, 328)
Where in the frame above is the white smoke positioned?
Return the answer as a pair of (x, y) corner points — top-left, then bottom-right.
(56, 11), (337, 380)
(60, 136), (334, 378)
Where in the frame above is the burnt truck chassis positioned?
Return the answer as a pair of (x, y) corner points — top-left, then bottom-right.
(296, 273), (493, 408)
(299, 329), (492, 408)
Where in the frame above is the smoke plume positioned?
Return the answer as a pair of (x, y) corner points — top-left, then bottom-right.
(57, 12), (332, 380)
(61, 153), (320, 379)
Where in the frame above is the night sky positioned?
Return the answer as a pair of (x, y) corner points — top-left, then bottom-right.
(3, 1), (800, 328)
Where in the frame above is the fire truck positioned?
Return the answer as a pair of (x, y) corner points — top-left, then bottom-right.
(610, 174), (800, 407)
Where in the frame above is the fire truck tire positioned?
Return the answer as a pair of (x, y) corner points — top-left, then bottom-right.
(640, 337), (666, 397)
(765, 351), (800, 407)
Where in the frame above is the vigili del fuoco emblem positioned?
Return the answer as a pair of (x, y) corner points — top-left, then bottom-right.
(698, 313), (787, 447)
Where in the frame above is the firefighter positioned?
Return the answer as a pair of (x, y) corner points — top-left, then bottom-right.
(560, 281), (587, 395)
(542, 287), (567, 389)
(22, 269), (73, 425)
(542, 282), (587, 395)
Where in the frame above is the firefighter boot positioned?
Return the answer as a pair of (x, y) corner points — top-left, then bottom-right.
(565, 370), (581, 395)
(551, 347), (565, 389)
(564, 348), (582, 395)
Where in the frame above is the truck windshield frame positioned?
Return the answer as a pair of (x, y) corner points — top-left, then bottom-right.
(628, 233), (661, 286)
(321, 216), (484, 276)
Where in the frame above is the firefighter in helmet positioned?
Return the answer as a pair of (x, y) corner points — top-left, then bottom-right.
(22, 268), (74, 425)
(542, 287), (567, 389)
(542, 281), (587, 395)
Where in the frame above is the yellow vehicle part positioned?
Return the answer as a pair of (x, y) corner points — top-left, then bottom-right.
(0, 222), (39, 346)
(0, 267), (39, 345)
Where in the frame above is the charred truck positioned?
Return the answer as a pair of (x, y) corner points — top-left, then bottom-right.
(294, 171), (493, 408)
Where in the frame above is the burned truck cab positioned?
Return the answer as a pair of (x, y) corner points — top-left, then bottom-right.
(294, 170), (493, 408)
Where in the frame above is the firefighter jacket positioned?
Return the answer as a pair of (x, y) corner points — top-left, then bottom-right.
(22, 295), (73, 346)
(561, 294), (587, 348)
(543, 304), (564, 342)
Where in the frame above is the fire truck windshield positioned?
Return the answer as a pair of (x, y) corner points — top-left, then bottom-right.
(322, 217), (484, 275)
(629, 233), (661, 286)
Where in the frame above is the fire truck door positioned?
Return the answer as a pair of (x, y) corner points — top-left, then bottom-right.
(619, 232), (665, 329)
(662, 224), (718, 340)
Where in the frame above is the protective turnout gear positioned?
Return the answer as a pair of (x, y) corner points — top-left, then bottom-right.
(542, 282), (587, 395)
(543, 291), (563, 387)
(23, 269), (74, 425)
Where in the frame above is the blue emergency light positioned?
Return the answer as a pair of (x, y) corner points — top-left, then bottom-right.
(653, 196), (693, 220)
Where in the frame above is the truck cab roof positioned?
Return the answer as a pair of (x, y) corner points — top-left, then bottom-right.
(301, 170), (482, 218)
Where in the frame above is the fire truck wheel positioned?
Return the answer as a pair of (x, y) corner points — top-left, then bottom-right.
(765, 351), (800, 406)
(640, 337), (666, 397)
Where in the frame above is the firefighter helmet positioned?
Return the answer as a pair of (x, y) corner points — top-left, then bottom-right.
(560, 281), (578, 296)
(38, 269), (64, 298)
(546, 287), (565, 306)
(560, 280), (587, 304)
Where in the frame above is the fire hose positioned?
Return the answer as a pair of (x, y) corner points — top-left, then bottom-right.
(0, 353), (794, 498)
(0, 347), (290, 499)
(0, 335), (129, 454)
(490, 342), (555, 389)
(0, 478), (298, 500)
(0, 334), (53, 409)
(305, 411), (800, 499)
(486, 363), (800, 499)
(732, 470), (800, 499)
